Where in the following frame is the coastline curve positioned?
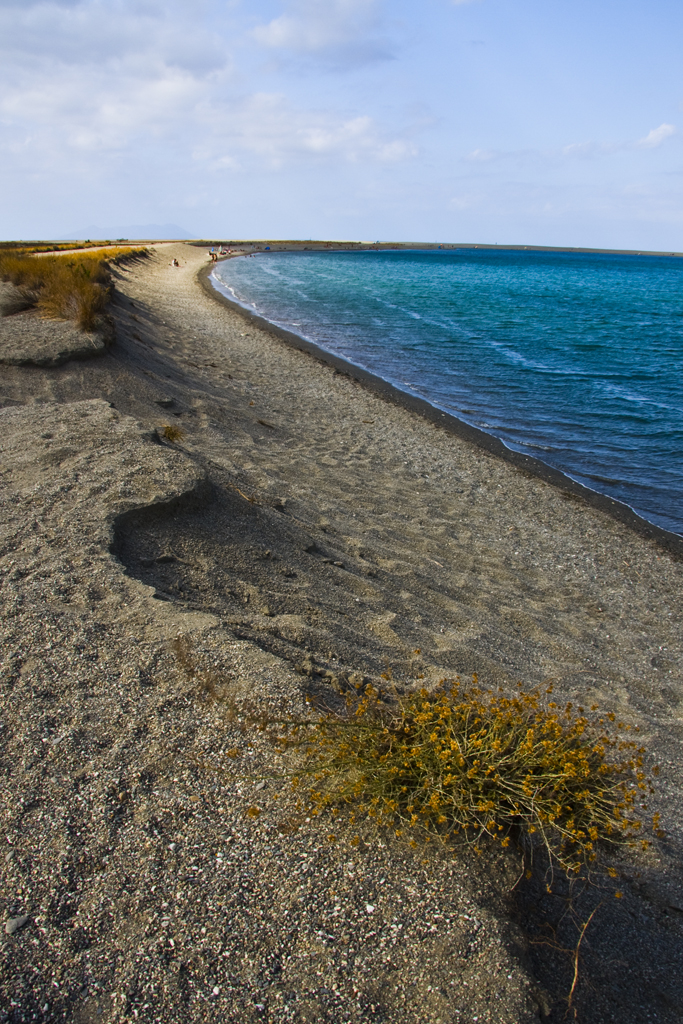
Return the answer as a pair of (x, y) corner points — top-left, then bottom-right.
(198, 260), (683, 561)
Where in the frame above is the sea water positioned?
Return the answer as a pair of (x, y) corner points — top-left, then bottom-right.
(213, 249), (683, 536)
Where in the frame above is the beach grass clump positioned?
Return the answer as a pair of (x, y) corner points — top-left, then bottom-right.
(38, 255), (111, 330)
(0, 246), (148, 330)
(161, 423), (184, 443)
(273, 679), (658, 875)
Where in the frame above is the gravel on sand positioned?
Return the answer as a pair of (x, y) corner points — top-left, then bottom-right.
(1, 243), (682, 1023)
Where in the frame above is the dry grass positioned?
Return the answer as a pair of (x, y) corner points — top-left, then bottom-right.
(262, 678), (660, 877)
(161, 424), (184, 443)
(0, 241), (120, 254)
(0, 246), (149, 330)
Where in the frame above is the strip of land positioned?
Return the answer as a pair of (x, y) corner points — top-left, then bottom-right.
(1, 243), (682, 1023)
(190, 239), (683, 257)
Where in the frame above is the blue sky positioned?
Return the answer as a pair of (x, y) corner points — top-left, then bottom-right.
(1, 0), (681, 247)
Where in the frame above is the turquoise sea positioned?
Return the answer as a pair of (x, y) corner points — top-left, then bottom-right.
(213, 249), (683, 536)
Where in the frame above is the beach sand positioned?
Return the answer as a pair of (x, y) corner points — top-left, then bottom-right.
(1, 243), (682, 1022)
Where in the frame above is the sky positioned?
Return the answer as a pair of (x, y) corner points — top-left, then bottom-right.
(1, 0), (682, 248)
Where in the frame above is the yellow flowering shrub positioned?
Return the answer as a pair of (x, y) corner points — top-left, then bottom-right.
(274, 677), (659, 875)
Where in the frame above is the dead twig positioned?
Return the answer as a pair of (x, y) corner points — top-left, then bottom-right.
(566, 904), (601, 1017)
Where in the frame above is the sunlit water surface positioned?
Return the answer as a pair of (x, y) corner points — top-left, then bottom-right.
(213, 248), (683, 536)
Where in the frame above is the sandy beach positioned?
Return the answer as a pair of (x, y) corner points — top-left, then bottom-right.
(1, 243), (682, 1023)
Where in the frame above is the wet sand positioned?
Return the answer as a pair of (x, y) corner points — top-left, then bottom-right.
(1, 242), (682, 1022)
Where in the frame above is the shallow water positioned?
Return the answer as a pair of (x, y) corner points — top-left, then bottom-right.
(213, 249), (683, 536)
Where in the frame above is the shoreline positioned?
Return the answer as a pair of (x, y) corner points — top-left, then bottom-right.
(190, 239), (683, 258)
(200, 261), (683, 560)
(14, 236), (683, 257)
(2, 241), (682, 1022)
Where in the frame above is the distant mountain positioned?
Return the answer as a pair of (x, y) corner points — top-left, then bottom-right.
(56, 223), (195, 240)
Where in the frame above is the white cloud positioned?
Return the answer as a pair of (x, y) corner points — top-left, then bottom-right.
(449, 192), (484, 210)
(0, 0), (80, 6)
(464, 146), (539, 164)
(0, 0), (417, 172)
(561, 141), (613, 159)
(200, 93), (418, 169)
(464, 125), (678, 166)
(252, 0), (393, 67)
(561, 125), (677, 158)
(0, 1), (228, 74)
(636, 123), (676, 148)
(0, 1), (228, 161)
(465, 148), (500, 162)
(3, 67), (204, 153)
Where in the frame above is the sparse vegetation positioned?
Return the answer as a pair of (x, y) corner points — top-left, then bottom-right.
(172, 626), (661, 883)
(264, 678), (659, 878)
(161, 423), (184, 443)
(172, 636), (660, 880)
(0, 241), (113, 253)
(0, 246), (149, 330)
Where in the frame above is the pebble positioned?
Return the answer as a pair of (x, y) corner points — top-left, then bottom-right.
(5, 915), (30, 936)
